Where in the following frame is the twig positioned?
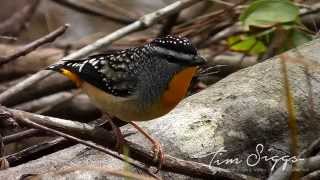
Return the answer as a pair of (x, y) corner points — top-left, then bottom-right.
(0, 24), (69, 67)
(0, 36), (17, 41)
(300, 2), (320, 16)
(173, 0), (243, 38)
(0, 133), (9, 170)
(0, 76), (27, 94)
(35, 90), (81, 114)
(0, 45), (64, 80)
(158, 12), (180, 37)
(0, 110), (18, 129)
(4, 118), (124, 167)
(30, 166), (154, 180)
(302, 170), (320, 180)
(2, 73), (74, 107)
(95, 0), (140, 20)
(1, 106), (254, 180)
(268, 154), (320, 180)
(4, 118), (110, 167)
(0, 0), (203, 105)
(63, 0), (203, 60)
(210, 0), (235, 7)
(2, 129), (43, 145)
(200, 23), (244, 48)
(5, 137), (73, 167)
(280, 55), (300, 180)
(5, 108), (159, 179)
(300, 137), (320, 159)
(0, 0), (40, 36)
(13, 91), (75, 112)
(260, 27), (289, 61)
(50, 0), (134, 24)
(0, 134), (4, 157)
(268, 54), (320, 180)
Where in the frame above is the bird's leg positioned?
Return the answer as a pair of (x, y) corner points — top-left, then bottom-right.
(129, 121), (164, 172)
(102, 114), (124, 154)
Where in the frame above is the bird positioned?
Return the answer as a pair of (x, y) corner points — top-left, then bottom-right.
(46, 35), (206, 171)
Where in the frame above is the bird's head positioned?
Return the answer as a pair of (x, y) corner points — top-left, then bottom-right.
(148, 35), (206, 66)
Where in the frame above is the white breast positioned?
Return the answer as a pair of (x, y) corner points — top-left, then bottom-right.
(81, 82), (168, 121)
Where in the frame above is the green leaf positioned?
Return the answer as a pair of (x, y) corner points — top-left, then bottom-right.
(282, 29), (313, 50)
(291, 29), (312, 47)
(240, 0), (299, 29)
(228, 35), (267, 55)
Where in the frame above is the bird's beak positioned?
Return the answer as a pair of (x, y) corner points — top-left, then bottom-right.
(192, 55), (206, 66)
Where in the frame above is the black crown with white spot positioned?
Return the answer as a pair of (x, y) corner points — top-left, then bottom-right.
(149, 35), (197, 55)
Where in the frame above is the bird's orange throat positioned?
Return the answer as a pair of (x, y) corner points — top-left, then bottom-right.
(60, 68), (82, 87)
(161, 67), (197, 110)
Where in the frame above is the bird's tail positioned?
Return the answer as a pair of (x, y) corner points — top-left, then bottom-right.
(46, 60), (82, 87)
(46, 61), (67, 72)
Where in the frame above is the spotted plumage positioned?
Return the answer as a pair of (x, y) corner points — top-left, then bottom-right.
(47, 35), (206, 120)
(150, 35), (196, 55)
(46, 35), (206, 170)
(47, 48), (142, 97)
(47, 35), (204, 98)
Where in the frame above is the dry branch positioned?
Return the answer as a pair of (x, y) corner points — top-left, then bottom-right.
(51, 0), (135, 24)
(0, 45), (63, 80)
(302, 170), (320, 180)
(269, 134), (320, 180)
(268, 155), (320, 180)
(0, 24), (69, 67)
(0, 0), (204, 105)
(2, 129), (42, 144)
(4, 119), (108, 167)
(6, 137), (72, 167)
(0, 77), (26, 94)
(13, 91), (75, 113)
(1, 106), (253, 180)
(0, 134), (9, 170)
(158, 12), (180, 37)
(300, 137), (320, 159)
(9, 112), (160, 179)
(1, 73), (74, 106)
(0, 0), (40, 36)
(46, 94), (100, 121)
(28, 166), (154, 180)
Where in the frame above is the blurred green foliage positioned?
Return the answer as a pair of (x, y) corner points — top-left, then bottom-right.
(228, 0), (313, 56)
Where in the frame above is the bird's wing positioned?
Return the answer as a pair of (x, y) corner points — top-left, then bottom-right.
(47, 51), (137, 97)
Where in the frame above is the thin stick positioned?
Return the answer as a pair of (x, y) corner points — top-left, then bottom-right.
(37, 166), (154, 180)
(62, 0), (203, 60)
(0, 36), (17, 41)
(50, 0), (134, 24)
(2, 107), (253, 180)
(14, 114), (160, 179)
(0, 0), (203, 104)
(3, 129), (42, 144)
(5, 137), (72, 166)
(0, 0), (40, 35)
(158, 12), (180, 37)
(0, 24), (69, 67)
(35, 90), (81, 114)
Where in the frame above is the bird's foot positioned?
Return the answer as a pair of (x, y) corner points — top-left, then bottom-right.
(151, 139), (164, 173)
(102, 114), (124, 154)
(129, 121), (165, 173)
(112, 124), (125, 154)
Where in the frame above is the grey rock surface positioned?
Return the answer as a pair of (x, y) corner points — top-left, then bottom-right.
(1, 39), (320, 179)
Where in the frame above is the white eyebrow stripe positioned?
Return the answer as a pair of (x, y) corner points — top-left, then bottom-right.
(153, 47), (194, 61)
